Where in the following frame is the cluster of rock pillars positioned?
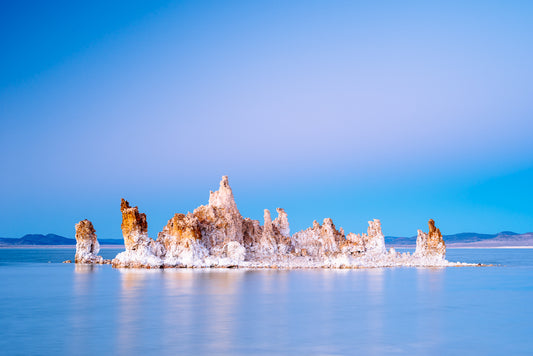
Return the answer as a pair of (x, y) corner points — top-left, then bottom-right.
(74, 176), (453, 268)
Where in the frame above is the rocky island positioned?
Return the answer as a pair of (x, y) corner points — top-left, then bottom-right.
(74, 176), (469, 268)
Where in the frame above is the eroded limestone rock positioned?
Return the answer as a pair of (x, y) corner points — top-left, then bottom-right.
(242, 217), (263, 249)
(241, 208), (292, 256)
(112, 199), (164, 268)
(364, 219), (387, 255)
(157, 212), (206, 263)
(74, 219), (103, 264)
(194, 176), (244, 253)
(223, 241), (246, 264)
(292, 218), (344, 256)
(273, 208), (290, 238)
(340, 232), (366, 254)
(338, 219), (386, 255)
(120, 198), (148, 250)
(105, 176), (457, 268)
(257, 209), (277, 254)
(414, 219), (446, 260)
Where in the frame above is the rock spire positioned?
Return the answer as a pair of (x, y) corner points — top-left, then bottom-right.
(74, 219), (104, 264)
(112, 199), (164, 268)
(193, 176), (244, 252)
(414, 219), (446, 260)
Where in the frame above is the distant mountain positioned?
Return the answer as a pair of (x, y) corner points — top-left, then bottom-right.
(0, 234), (123, 246)
(387, 231), (533, 247)
(445, 232), (533, 248)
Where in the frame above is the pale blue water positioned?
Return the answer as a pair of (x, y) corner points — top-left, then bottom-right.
(1, 248), (532, 355)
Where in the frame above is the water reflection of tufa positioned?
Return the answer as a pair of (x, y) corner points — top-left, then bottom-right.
(74, 264), (96, 273)
(116, 268), (250, 355)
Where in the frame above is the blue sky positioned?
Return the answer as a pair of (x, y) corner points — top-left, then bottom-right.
(1, 0), (532, 238)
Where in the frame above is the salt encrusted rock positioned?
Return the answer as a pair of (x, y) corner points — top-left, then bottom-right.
(414, 219), (446, 260)
(338, 219), (386, 255)
(242, 217), (263, 248)
(223, 241), (246, 264)
(208, 175), (239, 212)
(271, 208), (292, 254)
(120, 199), (148, 250)
(242, 209), (292, 256)
(157, 213), (201, 250)
(193, 176), (244, 253)
(74, 219), (103, 264)
(292, 218), (344, 256)
(157, 212), (208, 265)
(112, 199), (164, 268)
(105, 176), (460, 268)
(273, 208), (292, 254)
(273, 208), (290, 238)
(340, 232), (366, 254)
(257, 209), (277, 254)
(323, 218), (345, 248)
(292, 220), (320, 256)
(364, 219), (387, 255)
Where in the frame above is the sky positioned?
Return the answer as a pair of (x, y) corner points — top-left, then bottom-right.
(1, 0), (533, 239)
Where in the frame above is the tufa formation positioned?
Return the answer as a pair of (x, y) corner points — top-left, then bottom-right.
(74, 219), (104, 264)
(76, 176), (453, 268)
(414, 219), (446, 260)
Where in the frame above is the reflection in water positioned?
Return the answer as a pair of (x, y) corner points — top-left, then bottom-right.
(74, 264), (96, 274)
(2, 249), (532, 355)
(164, 269), (245, 354)
(73, 264), (97, 302)
(110, 267), (448, 354)
(117, 269), (252, 354)
(117, 269), (162, 355)
(367, 268), (385, 354)
(200, 270), (243, 354)
(415, 268), (445, 353)
(119, 268), (160, 293)
(71, 264), (97, 355)
(245, 270), (291, 350)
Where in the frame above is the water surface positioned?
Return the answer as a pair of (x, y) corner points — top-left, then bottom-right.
(1, 248), (532, 355)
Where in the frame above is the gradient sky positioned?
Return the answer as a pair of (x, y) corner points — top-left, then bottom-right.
(1, 0), (533, 239)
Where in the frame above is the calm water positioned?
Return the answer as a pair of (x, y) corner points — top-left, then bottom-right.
(1, 248), (532, 355)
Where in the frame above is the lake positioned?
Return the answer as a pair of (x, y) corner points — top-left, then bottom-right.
(1, 248), (532, 355)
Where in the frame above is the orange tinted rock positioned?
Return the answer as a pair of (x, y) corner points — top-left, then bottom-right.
(74, 219), (103, 264)
(414, 219), (446, 259)
(157, 213), (202, 252)
(120, 198), (149, 250)
(112, 199), (164, 268)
